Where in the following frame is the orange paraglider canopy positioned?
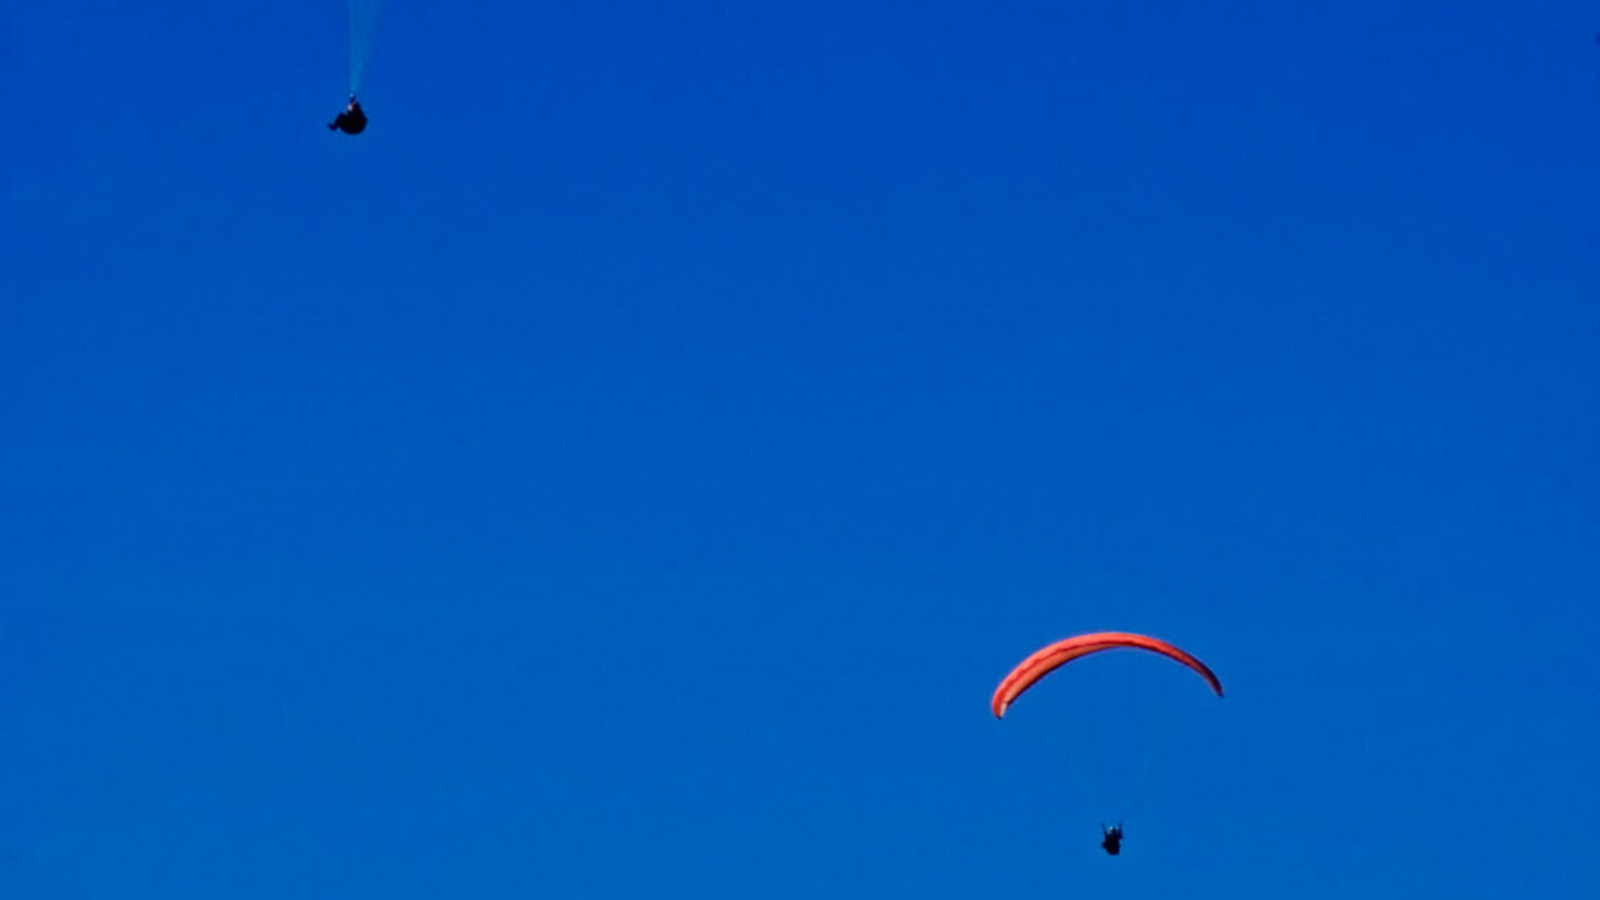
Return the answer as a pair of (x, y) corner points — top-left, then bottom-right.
(992, 631), (1223, 718)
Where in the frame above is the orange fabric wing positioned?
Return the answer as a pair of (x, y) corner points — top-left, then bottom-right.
(991, 631), (1223, 718)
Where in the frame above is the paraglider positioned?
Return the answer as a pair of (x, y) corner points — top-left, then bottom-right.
(327, 1), (384, 133)
(327, 96), (367, 134)
(1100, 823), (1123, 856)
(991, 630), (1223, 856)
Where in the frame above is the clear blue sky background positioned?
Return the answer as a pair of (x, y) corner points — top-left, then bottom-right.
(3, 1), (1598, 896)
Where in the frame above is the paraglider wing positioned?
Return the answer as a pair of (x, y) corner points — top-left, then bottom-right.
(991, 631), (1223, 718)
(348, 0), (387, 96)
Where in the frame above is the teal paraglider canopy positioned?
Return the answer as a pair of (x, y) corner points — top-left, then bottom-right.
(347, 0), (387, 97)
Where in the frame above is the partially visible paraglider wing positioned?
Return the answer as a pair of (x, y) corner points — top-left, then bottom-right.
(991, 631), (1223, 718)
(348, 0), (388, 96)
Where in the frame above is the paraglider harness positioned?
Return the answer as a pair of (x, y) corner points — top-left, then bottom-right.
(1100, 823), (1123, 856)
(328, 96), (367, 134)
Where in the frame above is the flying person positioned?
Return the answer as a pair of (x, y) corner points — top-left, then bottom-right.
(328, 96), (367, 134)
(991, 632), (1223, 864)
(1100, 823), (1123, 856)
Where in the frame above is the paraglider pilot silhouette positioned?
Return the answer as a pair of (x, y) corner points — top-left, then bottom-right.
(328, 96), (367, 134)
(1100, 823), (1123, 856)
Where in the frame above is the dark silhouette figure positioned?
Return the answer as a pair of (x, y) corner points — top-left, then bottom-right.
(328, 97), (367, 134)
(1100, 823), (1123, 856)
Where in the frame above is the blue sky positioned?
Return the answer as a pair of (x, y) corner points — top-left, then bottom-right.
(3, 1), (1598, 896)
